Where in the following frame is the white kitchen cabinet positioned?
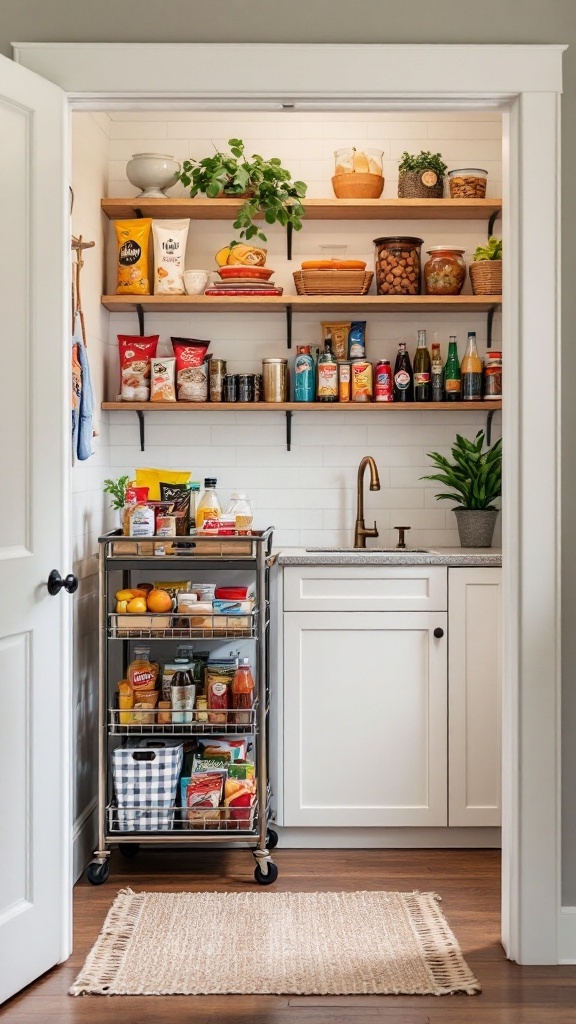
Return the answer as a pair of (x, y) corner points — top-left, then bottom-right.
(283, 610), (448, 827)
(448, 567), (502, 826)
(283, 565), (447, 613)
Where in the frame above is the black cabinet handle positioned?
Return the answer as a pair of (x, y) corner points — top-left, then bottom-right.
(47, 570), (79, 596)
(433, 627), (444, 639)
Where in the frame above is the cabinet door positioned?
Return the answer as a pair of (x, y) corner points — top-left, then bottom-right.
(448, 568), (502, 826)
(283, 612), (447, 826)
(284, 565), (447, 613)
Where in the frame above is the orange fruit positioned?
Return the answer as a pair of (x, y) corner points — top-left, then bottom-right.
(116, 588), (136, 602)
(127, 597), (147, 614)
(129, 588), (149, 599)
(147, 589), (173, 613)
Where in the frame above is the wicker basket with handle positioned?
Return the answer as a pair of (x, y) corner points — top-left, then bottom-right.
(469, 260), (502, 295)
(293, 270), (373, 296)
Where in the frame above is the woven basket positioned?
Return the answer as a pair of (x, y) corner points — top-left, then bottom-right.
(293, 270), (374, 296)
(398, 170), (444, 199)
(469, 260), (502, 295)
(332, 172), (384, 199)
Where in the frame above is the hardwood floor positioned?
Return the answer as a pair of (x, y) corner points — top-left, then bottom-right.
(3, 848), (576, 1023)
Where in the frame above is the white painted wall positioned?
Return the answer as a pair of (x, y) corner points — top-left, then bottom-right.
(104, 111), (502, 549)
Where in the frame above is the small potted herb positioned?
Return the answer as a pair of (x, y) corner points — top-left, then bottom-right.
(469, 236), (502, 295)
(103, 475), (130, 529)
(421, 431), (502, 547)
(398, 151), (447, 199)
(178, 138), (307, 244)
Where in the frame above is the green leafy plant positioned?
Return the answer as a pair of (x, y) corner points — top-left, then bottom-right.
(421, 431), (502, 510)
(473, 236), (503, 261)
(178, 138), (307, 243)
(103, 475), (130, 511)
(398, 150), (448, 178)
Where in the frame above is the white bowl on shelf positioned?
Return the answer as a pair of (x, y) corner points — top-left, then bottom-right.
(125, 152), (181, 198)
(183, 270), (210, 294)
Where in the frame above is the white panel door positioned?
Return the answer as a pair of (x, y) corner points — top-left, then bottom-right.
(448, 568), (502, 826)
(283, 612), (447, 826)
(0, 56), (70, 1002)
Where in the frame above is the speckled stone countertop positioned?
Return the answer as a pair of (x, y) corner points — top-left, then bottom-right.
(276, 546), (502, 567)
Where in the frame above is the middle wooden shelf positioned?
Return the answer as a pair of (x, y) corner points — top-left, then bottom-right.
(102, 294), (502, 315)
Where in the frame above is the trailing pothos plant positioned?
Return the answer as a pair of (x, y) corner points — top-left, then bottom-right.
(421, 430), (502, 510)
(178, 138), (307, 244)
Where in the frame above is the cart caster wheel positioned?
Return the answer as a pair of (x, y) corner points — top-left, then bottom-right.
(86, 861), (110, 886)
(119, 843), (140, 858)
(266, 829), (279, 850)
(254, 861), (278, 886)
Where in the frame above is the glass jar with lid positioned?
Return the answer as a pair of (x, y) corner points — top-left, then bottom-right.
(373, 236), (423, 295)
(334, 148), (384, 177)
(423, 246), (466, 296)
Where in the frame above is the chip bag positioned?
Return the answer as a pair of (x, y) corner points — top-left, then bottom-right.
(115, 218), (152, 295)
(134, 468), (191, 501)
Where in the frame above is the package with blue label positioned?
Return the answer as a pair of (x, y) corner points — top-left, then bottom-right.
(212, 598), (254, 634)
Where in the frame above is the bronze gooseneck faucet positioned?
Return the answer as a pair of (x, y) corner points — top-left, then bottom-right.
(354, 456), (381, 548)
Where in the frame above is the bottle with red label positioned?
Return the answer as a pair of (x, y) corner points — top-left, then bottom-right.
(316, 334), (338, 402)
(393, 342), (414, 402)
(374, 359), (393, 402)
(413, 329), (431, 402)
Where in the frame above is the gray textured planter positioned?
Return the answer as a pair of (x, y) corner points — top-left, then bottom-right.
(454, 508), (499, 548)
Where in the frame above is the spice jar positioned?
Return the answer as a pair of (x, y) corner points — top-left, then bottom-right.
(373, 236), (423, 296)
(423, 246), (466, 296)
(262, 358), (288, 402)
(483, 351), (502, 400)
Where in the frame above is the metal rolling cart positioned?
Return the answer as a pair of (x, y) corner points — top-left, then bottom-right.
(86, 527), (278, 886)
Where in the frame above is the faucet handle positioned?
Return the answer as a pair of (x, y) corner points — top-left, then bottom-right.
(394, 525), (411, 549)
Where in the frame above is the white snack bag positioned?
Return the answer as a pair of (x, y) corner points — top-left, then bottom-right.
(152, 219), (190, 295)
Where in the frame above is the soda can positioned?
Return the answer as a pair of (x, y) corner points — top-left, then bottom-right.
(238, 373), (255, 402)
(338, 361), (351, 402)
(374, 359), (393, 402)
(223, 374), (238, 402)
(351, 360), (373, 402)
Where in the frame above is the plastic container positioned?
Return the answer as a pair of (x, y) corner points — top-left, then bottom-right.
(196, 478), (221, 528)
(448, 168), (488, 198)
(373, 236), (423, 296)
(424, 246), (466, 295)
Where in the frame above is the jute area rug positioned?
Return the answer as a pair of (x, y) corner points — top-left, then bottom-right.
(71, 888), (481, 997)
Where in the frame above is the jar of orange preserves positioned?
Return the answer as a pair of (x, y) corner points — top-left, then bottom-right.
(424, 246), (466, 295)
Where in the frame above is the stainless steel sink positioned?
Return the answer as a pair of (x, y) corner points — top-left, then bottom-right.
(304, 547), (432, 554)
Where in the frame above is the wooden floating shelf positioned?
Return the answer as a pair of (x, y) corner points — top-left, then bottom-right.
(103, 401), (500, 412)
(102, 294), (502, 315)
(102, 197), (502, 222)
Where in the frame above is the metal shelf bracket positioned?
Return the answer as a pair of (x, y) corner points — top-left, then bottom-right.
(136, 303), (145, 335)
(486, 408), (495, 446)
(486, 304), (499, 350)
(136, 410), (145, 451)
(286, 304), (293, 349)
(487, 207), (501, 239)
(285, 410), (293, 451)
(286, 222), (293, 261)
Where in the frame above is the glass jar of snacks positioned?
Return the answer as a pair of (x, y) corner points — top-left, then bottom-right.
(448, 168), (488, 198)
(483, 351), (502, 400)
(334, 148), (383, 177)
(373, 236), (423, 296)
(423, 246), (466, 296)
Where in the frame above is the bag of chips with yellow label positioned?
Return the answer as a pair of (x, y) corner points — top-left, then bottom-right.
(115, 218), (152, 295)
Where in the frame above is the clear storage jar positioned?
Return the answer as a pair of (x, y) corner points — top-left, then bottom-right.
(448, 168), (488, 198)
(334, 148), (384, 176)
(423, 246), (466, 295)
(373, 236), (423, 296)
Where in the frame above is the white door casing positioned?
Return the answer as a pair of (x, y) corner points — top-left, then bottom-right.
(0, 55), (70, 1002)
(10, 42), (564, 963)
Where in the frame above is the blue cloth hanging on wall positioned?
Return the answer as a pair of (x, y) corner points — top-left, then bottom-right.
(72, 313), (95, 461)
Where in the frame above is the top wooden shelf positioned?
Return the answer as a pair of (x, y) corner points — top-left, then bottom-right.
(101, 197), (502, 222)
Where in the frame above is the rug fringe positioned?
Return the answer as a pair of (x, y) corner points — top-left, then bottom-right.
(404, 892), (481, 996)
(69, 889), (146, 996)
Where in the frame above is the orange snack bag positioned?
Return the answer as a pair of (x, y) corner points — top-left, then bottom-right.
(115, 218), (152, 295)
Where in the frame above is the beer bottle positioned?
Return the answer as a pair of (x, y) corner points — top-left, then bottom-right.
(393, 342), (413, 402)
(431, 340), (444, 402)
(444, 335), (461, 402)
(461, 331), (483, 401)
(413, 329), (431, 402)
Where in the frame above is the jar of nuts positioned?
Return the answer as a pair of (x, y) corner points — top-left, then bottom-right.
(423, 246), (466, 295)
(373, 236), (423, 296)
(448, 168), (488, 199)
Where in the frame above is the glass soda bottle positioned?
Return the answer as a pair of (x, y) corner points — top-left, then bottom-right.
(431, 339), (444, 402)
(195, 477), (222, 527)
(232, 657), (255, 725)
(316, 333), (338, 403)
(393, 341), (413, 402)
(294, 345), (315, 402)
(444, 336), (461, 402)
(413, 329), (431, 402)
(461, 331), (483, 401)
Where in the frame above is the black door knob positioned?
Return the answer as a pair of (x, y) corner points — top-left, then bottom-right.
(47, 570), (79, 596)
(433, 627), (444, 639)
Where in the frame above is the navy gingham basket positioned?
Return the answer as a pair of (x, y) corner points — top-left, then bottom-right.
(112, 741), (184, 832)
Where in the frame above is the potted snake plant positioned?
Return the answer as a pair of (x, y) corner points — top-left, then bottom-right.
(421, 430), (502, 547)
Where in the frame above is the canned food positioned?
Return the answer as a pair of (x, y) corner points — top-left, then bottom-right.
(209, 359), (227, 402)
(338, 361), (351, 402)
(253, 374), (263, 402)
(262, 358), (288, 402)
(238, 373), (255, 402)
(374, 359), (393, 402)
(223, 374), (238, 402)
(483, 351), (502, 400)
(351, 360), (373, 402)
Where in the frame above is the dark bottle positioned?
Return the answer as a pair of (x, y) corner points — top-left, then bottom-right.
(444, 335), (461, 402)
(316, 334), (338, 403)
(413, 329), (431, 402)
(393, 341), (413, 402)
(431, 341), (444, 402)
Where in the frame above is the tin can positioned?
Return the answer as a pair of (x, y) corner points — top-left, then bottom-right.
(338, 361), (351, 402)
(483, 351), (502, 400)
(238, 373), (255, 402)
(262, 358), (288, 402)
(374, 359), (393, 402)
(253, 373), (263, 402)
(223, 374), (238, 402)
(351, 360), (373, 402)
(209, 358), (227, 402)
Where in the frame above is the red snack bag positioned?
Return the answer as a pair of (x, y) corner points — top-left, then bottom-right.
(118, 335), (159, 401)
(171, 338), (211, 400)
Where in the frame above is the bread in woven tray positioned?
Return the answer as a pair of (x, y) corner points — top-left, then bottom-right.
(300, 259), (367, 270)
